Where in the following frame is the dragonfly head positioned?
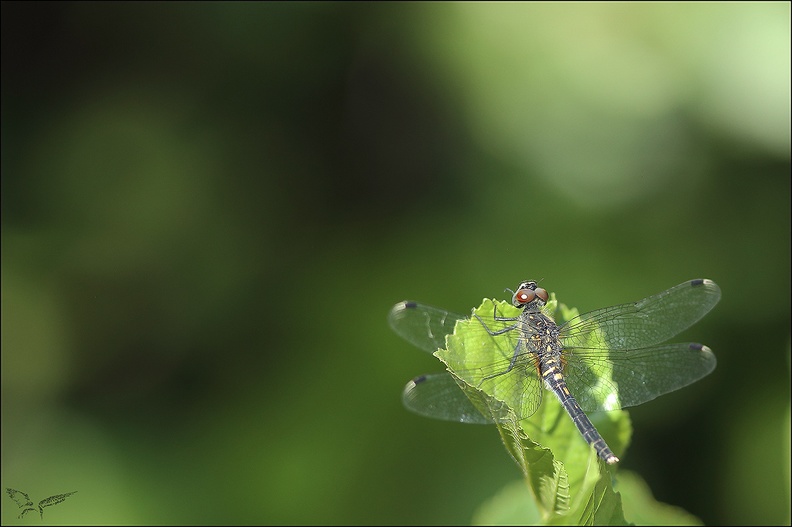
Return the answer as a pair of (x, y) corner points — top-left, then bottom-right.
(511, 280), (549, 308)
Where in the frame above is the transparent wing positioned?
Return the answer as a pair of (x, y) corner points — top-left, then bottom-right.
(402, 374), (492, 424)
(388, 301), (466, 354)
(559, 279), (721, 350)
(564, 342), (717, 412)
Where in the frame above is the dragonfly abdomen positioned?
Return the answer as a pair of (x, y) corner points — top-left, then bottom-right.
(541, 358), (619, 465)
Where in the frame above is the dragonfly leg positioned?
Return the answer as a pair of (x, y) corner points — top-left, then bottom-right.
(491, 302), (521, 322)
(473, 312), (519, 336)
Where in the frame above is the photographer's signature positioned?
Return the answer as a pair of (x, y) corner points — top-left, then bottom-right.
(5, 488), (77, 520)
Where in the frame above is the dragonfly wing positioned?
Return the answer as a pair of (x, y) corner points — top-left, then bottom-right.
(560, 279), (721, 350)
(402, 373), (493, 424)
(564, 342), (717, 412)
(388, 301), (467, 354)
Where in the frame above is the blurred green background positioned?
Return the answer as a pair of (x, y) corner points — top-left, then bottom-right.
(2, 2), (790, 525)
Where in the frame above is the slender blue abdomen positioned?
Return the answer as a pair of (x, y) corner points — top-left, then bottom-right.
(541, 357), (619, 464)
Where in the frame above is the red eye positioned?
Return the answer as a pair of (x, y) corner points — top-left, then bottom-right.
(535, 288), (549, 302)
(515, 289), (535, 304)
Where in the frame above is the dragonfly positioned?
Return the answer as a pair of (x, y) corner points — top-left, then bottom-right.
(388, 279), (720, 464)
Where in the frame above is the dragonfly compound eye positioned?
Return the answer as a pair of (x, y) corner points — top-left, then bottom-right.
(515, 288), (536, 304)
(535, 288), (549, 302)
